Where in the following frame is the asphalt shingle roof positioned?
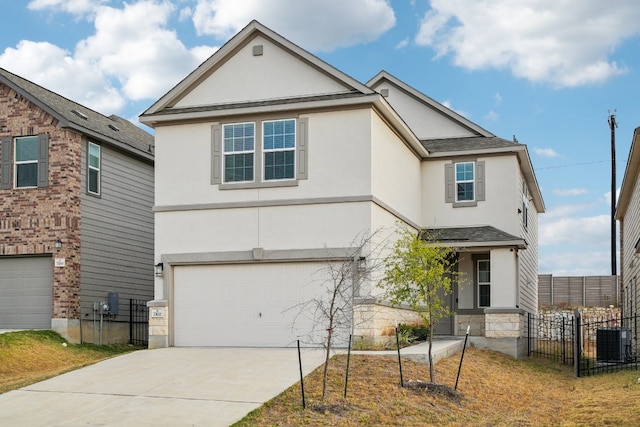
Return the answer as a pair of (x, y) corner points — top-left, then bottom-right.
(421, 225), (524, 246)
(421, 136), (522, 154)
(0, 67), (153, 158)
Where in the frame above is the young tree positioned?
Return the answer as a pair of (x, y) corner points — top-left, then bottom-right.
(380, 224), (461, 383)
(291, 231), (385, 401)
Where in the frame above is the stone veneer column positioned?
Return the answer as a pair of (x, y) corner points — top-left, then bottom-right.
(147, 300), (169, 348)
(484, 308), (524, 338)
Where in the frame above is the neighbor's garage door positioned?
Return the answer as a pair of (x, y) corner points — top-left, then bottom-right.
(0, 256), (52, 329)
(173, 262), (335, 347)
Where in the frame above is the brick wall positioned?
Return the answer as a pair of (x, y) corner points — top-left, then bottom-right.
(0, 82), (82, 320)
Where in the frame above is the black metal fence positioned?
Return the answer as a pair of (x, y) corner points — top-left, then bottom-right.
(526, 312), (574, 365)
(526, 311), (640, 377)
(129, 299), (149, 346)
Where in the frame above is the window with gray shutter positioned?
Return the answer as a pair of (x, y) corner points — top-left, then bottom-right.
(37, 134), (49, 188)
(1, 137), (11, 189)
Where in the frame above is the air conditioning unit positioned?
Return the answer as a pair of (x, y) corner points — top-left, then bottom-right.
(596, 328), (630, 363)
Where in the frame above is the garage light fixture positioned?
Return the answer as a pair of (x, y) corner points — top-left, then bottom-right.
(357, 256), (367, 272)
(155, 262), (164, 277)
(54, 238), (62, 249)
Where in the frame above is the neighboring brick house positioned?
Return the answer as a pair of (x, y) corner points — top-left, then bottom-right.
(0, 67), (154, 343)
(141, 21), (544, 358)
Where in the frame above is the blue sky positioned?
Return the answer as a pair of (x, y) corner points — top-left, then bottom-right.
(2, 0), (639, 276)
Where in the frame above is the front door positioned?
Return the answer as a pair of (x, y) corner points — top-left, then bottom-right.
(433, 283), (455, 335)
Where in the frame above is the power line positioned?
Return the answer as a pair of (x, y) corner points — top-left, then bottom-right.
(535, 160), (607, 171)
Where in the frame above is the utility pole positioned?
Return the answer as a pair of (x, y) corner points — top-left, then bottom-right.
(608, 112), (617, 277)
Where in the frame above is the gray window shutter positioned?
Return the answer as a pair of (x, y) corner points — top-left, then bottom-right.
(444, 163), (454, 203)
(296, 117), (308, 180)
(37, 134), (49, 187)
(1, 137), (11, 189)
(211, 123), (222, 185)
(476, 160), (485, 201)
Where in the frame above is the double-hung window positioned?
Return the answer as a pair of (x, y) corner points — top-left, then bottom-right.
(223, 122), (255, 183)
(456, 162), (474, 202)
(445, 160), (484, 206)
(88, 142), (101, 195)
(14, 136), (38, 188)
(213, 117), (307, 188)
(521, 182), (529, 229)
(478, 260), (491, 308)
(263, 119), (295, 181)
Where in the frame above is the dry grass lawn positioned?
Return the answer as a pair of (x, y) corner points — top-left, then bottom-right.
(0, 330), (137, 393)
(235, 347), (640, 426)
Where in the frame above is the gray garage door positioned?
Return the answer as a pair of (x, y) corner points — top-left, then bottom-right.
(0, 256), (52, 329)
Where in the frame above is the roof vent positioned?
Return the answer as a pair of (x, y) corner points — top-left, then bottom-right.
(108, 124), (120, 131)
(71, 109), (88, 120)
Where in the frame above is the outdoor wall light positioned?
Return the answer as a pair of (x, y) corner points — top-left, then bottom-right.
(155, 262), (164, 277)
(54, 238), (62, 249)
(357, 256), (367, 272)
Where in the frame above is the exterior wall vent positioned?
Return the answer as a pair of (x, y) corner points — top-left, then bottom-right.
(253, 45), (263, 56)
(380, 88), (389, 97)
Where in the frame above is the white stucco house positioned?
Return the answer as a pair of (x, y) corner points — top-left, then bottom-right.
(140, 21), (545, 358)
(616, 127), (640, 321)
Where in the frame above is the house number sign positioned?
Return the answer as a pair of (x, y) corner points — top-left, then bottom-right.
(151, 309), (163, 318)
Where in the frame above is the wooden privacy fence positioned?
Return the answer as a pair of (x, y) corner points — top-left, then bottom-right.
(538, 275), (619, 307)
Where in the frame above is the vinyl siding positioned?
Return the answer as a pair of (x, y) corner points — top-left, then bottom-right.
(621, 168), (640, 316)
(518, 172), (539, 313)
(80, 141), (154, 321)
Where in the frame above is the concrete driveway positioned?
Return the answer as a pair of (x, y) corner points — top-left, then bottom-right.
(0, 347), (326, 427)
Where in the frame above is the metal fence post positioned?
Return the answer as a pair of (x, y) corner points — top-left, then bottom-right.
(574, 309), (581, 378)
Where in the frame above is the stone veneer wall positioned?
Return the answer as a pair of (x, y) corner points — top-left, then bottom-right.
(0, 82), (82, 339)
(352, 299), (423, 344)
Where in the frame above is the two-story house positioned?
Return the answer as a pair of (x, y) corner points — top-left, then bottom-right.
(0, 67), (154, 344)
(616, 127), (640, 323)
(140, 21), (544, 357)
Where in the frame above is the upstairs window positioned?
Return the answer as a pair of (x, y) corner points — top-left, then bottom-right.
(223, 122), (255, 183)
(263, 119), (295, 181)
(455, 162), (475, 202)
(15, 136), (39, 188)
(444, 160), (485, 206)
(212, 117), (308, 188)
(478, 259), (491, 307)
(1, 134), (48, 189)
(88, 142), (101, 195)
(521, 182), (529, 229)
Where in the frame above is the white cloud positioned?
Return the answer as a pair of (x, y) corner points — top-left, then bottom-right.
(28, 0), (106, 16)
(484, 110), (499, 122)
(539, 250), (613, 276)
(3, 1), (217, 114)
(533, 147), (560, 158)
(415, 0), (640, 87)
(395, 38), (409, 49)
(539, 213), (609, 247)
(494, 92), (502, 104)
(553, 188), (589, 197)
(0, 40), (125, 113)
(191, 0), (396, 52)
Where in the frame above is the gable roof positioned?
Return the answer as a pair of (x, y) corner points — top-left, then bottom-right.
(422, 225), (527, 249)
(367, 70), (494, 138)
(616, 126), (640, 220)
(141, 20), (376, 121)
(0, 67), (154, 162)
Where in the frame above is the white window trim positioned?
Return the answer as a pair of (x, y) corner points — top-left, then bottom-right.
(262, 118), (296, 182)
(222, 121), (256, 184)
(455, 161), (475, 203)
(14, 136), (38, 189)
(88, 141), (101, 196)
